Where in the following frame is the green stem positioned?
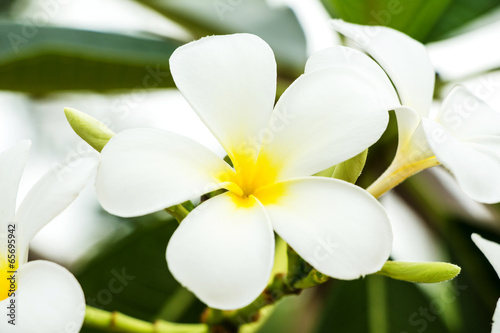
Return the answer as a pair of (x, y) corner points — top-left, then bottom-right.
(84, 306), (208, 333)
(367, 276), (388, 333)
(202, 247), (327, 332)
(165, 204), (190, 223)
(202, 274), (298, 331)
(155, 288), (196, 322)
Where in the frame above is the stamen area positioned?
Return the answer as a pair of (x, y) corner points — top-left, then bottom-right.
(219, 182), (244, 197)
(254, 182), (285, 206)
(217, 152), (284, 208)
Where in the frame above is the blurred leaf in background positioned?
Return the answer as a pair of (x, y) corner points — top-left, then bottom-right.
(320, 0), (500, 42)
(0, 0), (15, 14)
(0, 0), (307, 94)
(76, 213), (205, 333)
(313, 276), (452, 333)
(0, 24), (180, 93)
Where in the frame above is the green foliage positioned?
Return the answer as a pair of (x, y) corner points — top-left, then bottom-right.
(0, 23), (180, 93)
(427, 0), (500, 41)
(0, 0), (15, 13)
(332, 149), (368, 184)
(320, 0), (500, 42)
(313, 277), (450, 333)
(314, 150), (368, 183)
(76, 215), (205, 333)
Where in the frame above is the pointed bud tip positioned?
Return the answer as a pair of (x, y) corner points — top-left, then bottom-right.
(64, 107), (115, 153)
(64, 106), (78, 116)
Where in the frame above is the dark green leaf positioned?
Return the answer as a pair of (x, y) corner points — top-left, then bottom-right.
(0, 0), (15, 13)
(320, 0), (500, 43)
(313, 277), (450, 333)
(427, 0), (500, 41)
(0, 23), (181, 93)
(76, 214), (204, 333)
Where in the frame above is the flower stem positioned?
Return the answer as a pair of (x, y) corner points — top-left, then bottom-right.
(165, 203), (191, 223)
(367, 156), (439, 198)
(84, 306), (208, 333)
(367, 275), (388, 333)
(202, 246), (327, 332)
(202, 274), (299, 331)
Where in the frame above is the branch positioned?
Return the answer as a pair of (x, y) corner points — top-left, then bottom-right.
(202, 247), (327, 332)
(84, 306), (208, 333)
(165, 203), (190, 223)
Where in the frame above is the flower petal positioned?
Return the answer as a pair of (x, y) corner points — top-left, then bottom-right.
(166, 193), (274, 310)
(436, 85), (500, 139)
(0, 260), (85, 333)
(262, 67), (389, 180)
(170, 34), (276, 161)
(494, 298), (500, 333)
(394, 107), (436, 167)
(330, 19), (434, 117)
(472, 234), (500, 332)
(471, 233), (500, 279)
(422, 119), (500, 203)
(394, 106), (422, 148)
(97, 128), (233, 217)
(0, 141), (30, 229)
(381, 192), (444, 262)
(16, 155), (98, 263)
(305, 46), (400, 110)
(257, 177), (392, 279)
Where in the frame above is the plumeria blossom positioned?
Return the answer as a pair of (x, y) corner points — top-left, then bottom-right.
(0, 141), (97, 332)
(322, 20), (500, 203)
(471, 234), (500, 332)
(95, 33), (394, 310)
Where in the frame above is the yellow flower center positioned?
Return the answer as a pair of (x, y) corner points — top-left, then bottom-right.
(219, 152), (284, 207)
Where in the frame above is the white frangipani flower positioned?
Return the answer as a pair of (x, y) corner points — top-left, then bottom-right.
(96, 33), (394, 310)
(471, 234), (500, 333)
(0, 141), (97, 332)
(324, 20), (500, 203)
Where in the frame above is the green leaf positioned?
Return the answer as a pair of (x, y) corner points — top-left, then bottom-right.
(0, 0), (15, 13)
(64, 108), (115, 152)
(77, 214), (206, 333)
(314, 150), (367, 182)
(332, 149), (368, 184)
(320, 0), (500, 43)
(132, 0), (307, 78)
(426, 0), (500, 41)
(314, 276), (451, 333)
(0, 23), (180, 93)
(376, 261), (461, 283)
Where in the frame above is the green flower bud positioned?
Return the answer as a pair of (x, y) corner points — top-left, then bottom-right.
(64, 107), (114, 152)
